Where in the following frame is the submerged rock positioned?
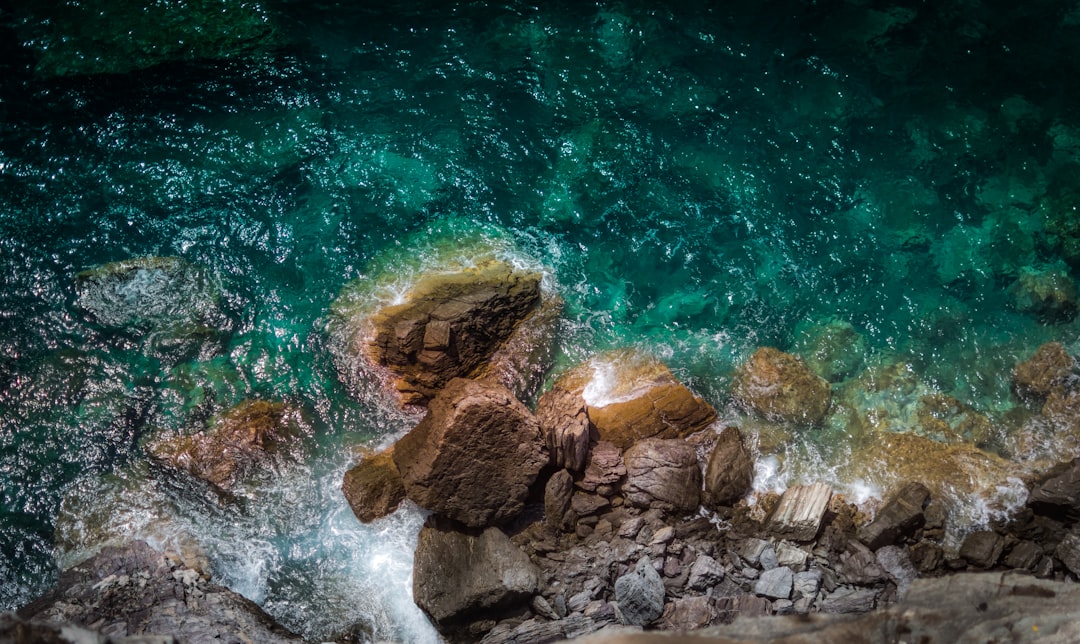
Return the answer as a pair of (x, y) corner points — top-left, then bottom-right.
(75, 256), (228, 337)
(1008, 264), (1079, 323)
(733, 347), (832, 426)
(341, 448), (406, 524)
(17, 540), (302, 642)
(412, 518), (540, 638)
(793, 318), (867, 383)
(13, 0), (283, 77)
(1013, 342), (1076, 404)
(393, 378), (547, 527)
(147, 399), (311, 497)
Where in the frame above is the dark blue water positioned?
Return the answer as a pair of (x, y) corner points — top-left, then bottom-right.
(2, 1), (1080, 639)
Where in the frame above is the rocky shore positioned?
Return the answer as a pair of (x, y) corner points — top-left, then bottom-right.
(14, 256), (1080, 643)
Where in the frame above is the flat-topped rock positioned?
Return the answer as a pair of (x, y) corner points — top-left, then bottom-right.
(537, 351), (716, 455)
(767, 482), (832, 542)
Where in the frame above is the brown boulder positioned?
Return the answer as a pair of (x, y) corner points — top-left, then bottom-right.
(1013, 342), (1076, 403)
(393, 378), (547, 527)
(538, 351), (716, 454)
(857, 482), (930, 550)
(703, 426), (754, 508)
(147, 400), (310, 495)
(413, 517), (540, 638)
(733, 347), (831, 425)
(535, 371), (593, 472)
(623, 438), (702, 514)
(342, 448), (406, 523)
(366, 260), (542, 404)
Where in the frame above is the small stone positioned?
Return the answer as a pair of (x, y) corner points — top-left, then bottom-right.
(875, 545), (917, 599)
(754, 566), (793, 600)
(772, 599), (795, 615)
(909, 541), (945, 574)
(650, 526), (676, 546)
(659, 596), (718, 630)
(759, 544), (779, 570)
(532, 595), (559, 621)
(959, 530), (1004, 568)
(738, 538), (770, 565)
(1055, 531), (1080, 575)
(618, 517), (645, 539)
(775, 542), (809, 570)
(571, 492), (610, 517)
(819, 586), (878, 613)
(793, 570), (821, 597)
(687, 555), (726, 591)
(742, 567), (760, 580)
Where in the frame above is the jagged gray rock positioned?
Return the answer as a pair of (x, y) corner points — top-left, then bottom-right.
(614, 558), (665, 626)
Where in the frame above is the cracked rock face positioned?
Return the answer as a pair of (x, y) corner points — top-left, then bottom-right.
(16, 540), (302, 643)
(362, 260), (542, 405)
(537, 351), (716, 461)
(393, 378), (547, 528)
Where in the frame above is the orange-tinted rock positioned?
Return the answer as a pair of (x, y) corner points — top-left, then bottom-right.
(703, 426), (754, 508)
(537, 351), (716, 456)
(1013, 342), (1075, 403)
(393, 378), (547, 527)
(732, 347), (831, 426)
(585, 352), (716, 448)
(148, 400), (309, 495)
(342, 448), (406, 524)
(343, 260), (542, 406)
(535, 370), (592, 472)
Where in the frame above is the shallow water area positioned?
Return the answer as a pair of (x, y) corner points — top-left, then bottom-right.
(3, 0), (1080, 640)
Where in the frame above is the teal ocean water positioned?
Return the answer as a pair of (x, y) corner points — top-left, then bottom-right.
(3, 1), (1080, 639)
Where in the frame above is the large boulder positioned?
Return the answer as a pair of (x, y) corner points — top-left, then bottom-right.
(537, 351), (716, 457)
(703, 426), (754, 508)
(147, 399), (310, 497)
(1013, 342), (1076, 403)
(334, 259), (544, 405)
(412, 518), (540, 638)
(732, 347), (832, 426)
(393, 378), (547, 527)
(857, 481), (930, 550)
(623, 438), (702, 515)
(16, 540), (302, 642)
(341, 448), (406, 524)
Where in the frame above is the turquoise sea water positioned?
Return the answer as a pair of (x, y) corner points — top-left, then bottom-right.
(3, 1), (1080, 639)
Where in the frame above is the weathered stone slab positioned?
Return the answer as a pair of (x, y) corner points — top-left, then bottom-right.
(767, 482), (832, 542)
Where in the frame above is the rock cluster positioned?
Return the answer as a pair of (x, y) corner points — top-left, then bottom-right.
(15, 541), (303, 643)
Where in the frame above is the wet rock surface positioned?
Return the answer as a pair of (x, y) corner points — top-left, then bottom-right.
(147, 399), (310, 497)
(341, 447), (407, 524)
(16, 541), (302, 643)
(732, 347), (832, 426)
(365, 260), (543, 405)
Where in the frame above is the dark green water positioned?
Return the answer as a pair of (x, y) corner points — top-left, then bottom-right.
(2, 1), (1080, 639)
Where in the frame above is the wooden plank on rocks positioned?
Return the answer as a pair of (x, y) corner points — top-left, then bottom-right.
(767, 482), (832, 542)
